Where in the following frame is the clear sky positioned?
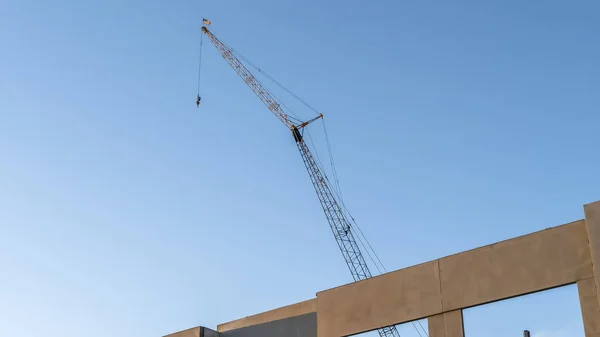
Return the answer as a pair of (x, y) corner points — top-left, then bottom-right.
(1, 1), (599, 337)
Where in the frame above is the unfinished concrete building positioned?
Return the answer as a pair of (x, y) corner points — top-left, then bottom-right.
(165, 200), (600, 337)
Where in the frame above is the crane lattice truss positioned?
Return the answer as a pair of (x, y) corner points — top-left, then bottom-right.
(202, 26), (403, 337)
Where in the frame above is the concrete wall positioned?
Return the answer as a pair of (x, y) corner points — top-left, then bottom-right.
(217, 299), (316, 332)
(439, 220), (592, 311)
(578, 278), (600, 337)
(221, 313), (316, 337)
(161, 300), (318, 337)
(165, 326), (220, 337)
(316, 260), (442, 337)
(584, 201), (600, 337)
(317, 219), (594, 337)
(165, 327), (201, 337)
(165, 200), (600, 337)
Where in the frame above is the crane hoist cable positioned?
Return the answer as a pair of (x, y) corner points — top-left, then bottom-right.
(196, 26), (204, 107)
(198, 23), (428, 337)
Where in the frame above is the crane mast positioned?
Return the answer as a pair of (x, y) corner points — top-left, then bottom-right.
(202, 26), (403, 337)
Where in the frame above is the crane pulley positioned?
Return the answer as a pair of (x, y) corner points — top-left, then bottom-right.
(198, 23), (427, 337)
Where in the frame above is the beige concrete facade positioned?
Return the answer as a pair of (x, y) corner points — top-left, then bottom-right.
(585, 201), (600, 308)
(166, 200), (600, 337)
(317, 220), (594, 337)
(578, 278), (600, 337)
(440, 220), (591, 310)
(316, 260), (443, 337)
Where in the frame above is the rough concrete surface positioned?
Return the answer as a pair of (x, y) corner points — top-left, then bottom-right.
(578, 278), (600, 337)
(427, 310), (464, 337)
(316, 219), (593, 337)
(439, 220), (592, 311)
(428, 314), (445, 337)
(443, 310), (464, 337)
(317, 260), (442, 337)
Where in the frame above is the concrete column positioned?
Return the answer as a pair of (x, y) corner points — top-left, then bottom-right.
(444, 311), (464, 337)
(428, 314), (445, 337)
(428, 310), (464, 337)
(578, 278), (600, 337)
(585, 201), (600, 306)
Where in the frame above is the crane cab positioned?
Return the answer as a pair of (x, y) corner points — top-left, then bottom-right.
(292, 126), (303, 142)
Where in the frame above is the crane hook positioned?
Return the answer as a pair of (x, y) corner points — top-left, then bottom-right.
(196, 95), (201, 107)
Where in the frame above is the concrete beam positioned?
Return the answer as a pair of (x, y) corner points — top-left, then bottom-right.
(578, 278), (600, 337)
(439, 220), (592, 311)
(317, 261), (442, 337)
(443, 311), (464, 337)
(316, 220), (592, 337)
(428, 314), (445, 337)
(217, 299), (316, 332)
(585, 201), (600, 308)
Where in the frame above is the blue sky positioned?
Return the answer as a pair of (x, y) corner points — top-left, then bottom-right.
(1, 1), (599, 336)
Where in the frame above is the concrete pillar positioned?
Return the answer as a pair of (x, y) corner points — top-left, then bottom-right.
(444, 311), (465, 337)
(428, 314), (445, 337)
(585, 201), (600, 306)
(578, 278), (600, 337)
(428, 310), (464, 337)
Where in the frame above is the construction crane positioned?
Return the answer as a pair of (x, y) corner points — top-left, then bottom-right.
(200, 25), (425, 337)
